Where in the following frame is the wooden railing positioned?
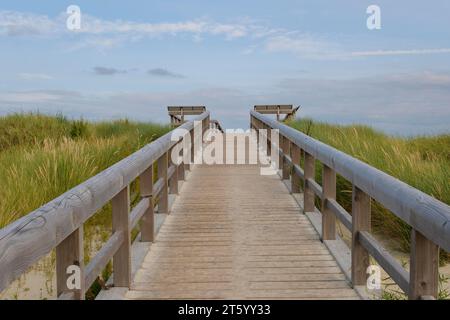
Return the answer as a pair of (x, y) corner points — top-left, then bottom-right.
(0, 112), (210, 299)
(250, 110), (450, 299)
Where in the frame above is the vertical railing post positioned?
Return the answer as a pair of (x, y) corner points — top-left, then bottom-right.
(303, 152), (315, 212)
(169, 146), (178, 195)
(321, 165), (336, 240)
(278, 135), (283, 171)
(290, 142), (301, 193)
(157, 152), (169, 214)
(409, 230), (439, 299)
(184, 127), (193, 172)
(189, 128), (194, 169)
(254, 117), (260, 145)
(253, 118), (261, 144)
(178, 140), (185, 181)
(140, 165), (154, 242)
(351, 185), (371, 286)
(112, 186), (131, 287)
(56, 227), (85, 299)
(204, 114), (210, 142)
(282, 137), (290, 179)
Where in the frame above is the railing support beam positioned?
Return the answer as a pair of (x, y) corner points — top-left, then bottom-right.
(322, 165), (336, 240)
(169, 147), (179, 195)
(290, 142), (301, 193)
(157, 152), (169, 214)
(409, 229), (439, 299)
(282, 136), (290, 179)
(303, 152), (315, 212)
(351, 186), (371, 286)
(140, 165), (154, 242)
(56, 226), (85, 299)
(112, 186), (131, 287)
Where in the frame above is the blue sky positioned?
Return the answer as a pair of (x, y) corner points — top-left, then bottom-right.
(0, 0), (449, 135)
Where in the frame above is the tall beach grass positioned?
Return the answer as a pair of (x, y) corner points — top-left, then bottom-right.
(0, 113), (169, 228)
(0, 112), (170, 298)
(288, 118), (450, 256)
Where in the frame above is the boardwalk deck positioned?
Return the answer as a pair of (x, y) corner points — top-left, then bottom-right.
(125, 164), (359, 300)
(2, 111), (448, 300)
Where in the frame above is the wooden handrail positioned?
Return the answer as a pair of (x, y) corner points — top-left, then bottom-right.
(251, 110), (450, 299)
(251, 110), (450, 251)
(0, 111), (210, 296)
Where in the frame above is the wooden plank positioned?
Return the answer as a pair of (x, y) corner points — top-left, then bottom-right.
(409, 229), (439, 299)
(246, 288), (359, 299)
(167, 106), (206, 116)
(112, 186), (131, 287)
(351, 185), (371, 286)
(127, 289), (232, 299)
(254, 105), (294, 114)
(56, 227), (84, 299)
(125, 163), (358, 300)
(322, 165), (336, 240)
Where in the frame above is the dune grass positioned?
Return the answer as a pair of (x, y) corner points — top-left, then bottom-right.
(288, 118), (450, 257)
(0, 113), (169, 227)
(0, 113), (170, 298)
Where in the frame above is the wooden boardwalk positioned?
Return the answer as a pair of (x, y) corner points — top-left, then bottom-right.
(2, 110), (447, 300)
(126, 164), (359, 299)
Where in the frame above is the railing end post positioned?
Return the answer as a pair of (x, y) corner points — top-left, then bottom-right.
(409, 229), (439, 300)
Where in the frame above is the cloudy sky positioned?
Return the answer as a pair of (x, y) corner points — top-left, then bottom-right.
(0, 0), (449, 135)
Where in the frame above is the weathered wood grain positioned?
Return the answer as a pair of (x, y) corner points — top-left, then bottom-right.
(409, 229), (439, 299)
(126, 164), (358, 300)
(112, 186), (131, 287)
(351, 186), (371, 286)
(0, 112), (209, 292)
(303, 153), (316, 212)
(251, 111), (450, 252)
(321, 165), (336, 240)
(56, 227), (84, 299)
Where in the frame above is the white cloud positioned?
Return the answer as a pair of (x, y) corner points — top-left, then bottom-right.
(264, 33), (342, 59)
(0, 10), (336, 57)
(0, 10), (56, 36)
(351, 48), (450, 57)
(2, 10), (450, 59)
(0, 10), (251, 41)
